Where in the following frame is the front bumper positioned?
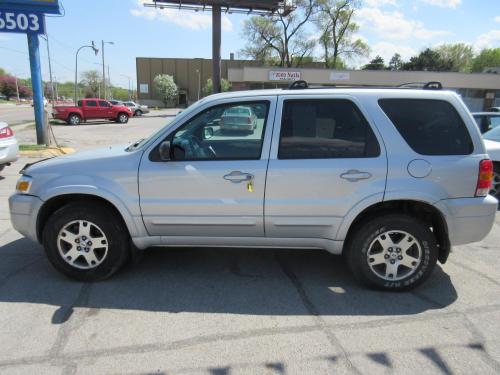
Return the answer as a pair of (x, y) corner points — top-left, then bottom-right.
(9, 194), (44, 243)
(435, 195), (498, 246)
(0, 137), (19, 165)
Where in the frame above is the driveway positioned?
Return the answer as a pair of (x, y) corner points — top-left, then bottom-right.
(0, 113), (499, 374)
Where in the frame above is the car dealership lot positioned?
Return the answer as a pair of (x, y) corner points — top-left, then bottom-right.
(0, 113), (499, 374)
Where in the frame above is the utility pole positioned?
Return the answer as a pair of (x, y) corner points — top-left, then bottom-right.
(212, 5), (221, 94)
(14, 74), (20, 103)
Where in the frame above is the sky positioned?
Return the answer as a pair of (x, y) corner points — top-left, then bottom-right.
(0, 0), (499, 89)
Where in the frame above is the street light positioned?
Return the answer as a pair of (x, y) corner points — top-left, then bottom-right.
(74, 41), (99, 104)
(120, 74), (131, 100)
(102, 41), (114, 99)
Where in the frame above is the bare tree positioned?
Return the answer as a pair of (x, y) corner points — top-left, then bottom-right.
(315, 0), (368, 68)
(80, 70), (101, 97)
(240, 0), (317, 67)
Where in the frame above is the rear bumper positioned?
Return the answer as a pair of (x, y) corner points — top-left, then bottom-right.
(0, 137), (19, 165)
(220, 124), (254, 131)
(9, 193), (43, 243)
(435, 195), (498, 246)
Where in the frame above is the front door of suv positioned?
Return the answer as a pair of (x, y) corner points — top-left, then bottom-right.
(265, 96), (387, 240)
(139, 97), (276, 238)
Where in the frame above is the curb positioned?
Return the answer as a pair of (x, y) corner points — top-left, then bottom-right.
(19, 147), (75, 158)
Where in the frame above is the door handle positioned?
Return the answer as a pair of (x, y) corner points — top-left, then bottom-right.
(340, 169), (372, 182)
(223, 171), (254, 183)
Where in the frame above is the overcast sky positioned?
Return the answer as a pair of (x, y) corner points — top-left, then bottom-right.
(0, 0), (499, 88)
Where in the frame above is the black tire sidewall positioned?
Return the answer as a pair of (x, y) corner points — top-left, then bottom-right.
(347, 214), (438, 291)
(42, 203), (129, 282)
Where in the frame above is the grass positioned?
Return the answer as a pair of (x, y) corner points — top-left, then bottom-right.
(19, 144), (49, 151)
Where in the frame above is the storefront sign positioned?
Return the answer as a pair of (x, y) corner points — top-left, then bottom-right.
(330, 72), (350, 81)
(139, 83), (149, 94)
(269, 71), (301, 81)
(0, 10), (45, 34)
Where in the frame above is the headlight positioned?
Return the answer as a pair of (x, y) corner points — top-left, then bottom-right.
(16, 175), (32, 194)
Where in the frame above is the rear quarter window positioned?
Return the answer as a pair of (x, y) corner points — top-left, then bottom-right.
(379, 99), (473, 155)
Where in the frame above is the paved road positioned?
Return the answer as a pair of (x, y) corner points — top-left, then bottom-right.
(0, 114), (499, 374)
(0, 104), (35, 126)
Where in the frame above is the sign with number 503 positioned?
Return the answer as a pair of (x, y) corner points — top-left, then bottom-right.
(0, 9), (45, 34)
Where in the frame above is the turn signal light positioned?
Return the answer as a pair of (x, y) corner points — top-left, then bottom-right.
(0, 127), (13, 139)
(476, 159), (493, 197)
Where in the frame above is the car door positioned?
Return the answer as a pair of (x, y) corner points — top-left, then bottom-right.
(98, 100), (113, 118)
(139, 96), (277, 238)
(264, 95), (387, 240)
(84, 100), (99, 119)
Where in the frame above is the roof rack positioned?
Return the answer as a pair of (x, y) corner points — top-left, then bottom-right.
(285, 80), (443, 91)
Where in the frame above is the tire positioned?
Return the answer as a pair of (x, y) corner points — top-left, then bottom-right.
(42, 203), (130, 282)
(345, 214), (438, 291)
(116, 113), (129, 124)
(67, 114), (81, 125)
(134, 109), (143, 116)
(490, 163), (500, 199)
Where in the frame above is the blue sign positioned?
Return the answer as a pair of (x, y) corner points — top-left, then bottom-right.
(0, 9), (45, 34)
(0, 0), (60, 15)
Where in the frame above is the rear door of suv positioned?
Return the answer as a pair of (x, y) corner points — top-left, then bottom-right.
(264, 95), (387, 239)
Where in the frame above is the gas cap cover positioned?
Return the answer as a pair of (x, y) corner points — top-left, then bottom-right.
(407, 159), (432, 178)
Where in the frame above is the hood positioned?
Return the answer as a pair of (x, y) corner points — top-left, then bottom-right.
(25, 144), (134, 175)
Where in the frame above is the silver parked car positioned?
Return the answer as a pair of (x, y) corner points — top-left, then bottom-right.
(9, 84), (498, 290)
(123, 101), (149, 116)
(0, 121), (19, 172)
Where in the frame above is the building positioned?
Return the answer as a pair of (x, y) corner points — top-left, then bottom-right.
(136, 57), (500, 111)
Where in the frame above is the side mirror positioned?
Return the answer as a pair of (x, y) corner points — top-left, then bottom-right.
(159, 141), (171, 161)
(203, 127), (214, 140)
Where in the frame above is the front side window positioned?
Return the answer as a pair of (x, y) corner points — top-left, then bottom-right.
(379, 99), (473, 155)
(155, 101), (269, 161)
(86, 100), (97, 107)
(278, 99), (380, 159)
(99, 101), (110, 107)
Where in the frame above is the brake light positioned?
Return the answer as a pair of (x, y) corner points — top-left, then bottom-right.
(476, 159), (493, 197)
(0, 127), (13, 139)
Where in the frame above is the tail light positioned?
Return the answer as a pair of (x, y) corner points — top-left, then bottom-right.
(247, 117), (252, 124)
(0, 127), (13, 139)
(476, 159), (493, 197)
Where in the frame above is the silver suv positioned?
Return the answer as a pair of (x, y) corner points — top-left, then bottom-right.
(9, 84), (498, 291)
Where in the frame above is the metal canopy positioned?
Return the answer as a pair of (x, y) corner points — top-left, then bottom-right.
(144, 0), (290, 94)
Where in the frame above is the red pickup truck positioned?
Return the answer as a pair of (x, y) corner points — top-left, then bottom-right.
(52, 99), (133, 125)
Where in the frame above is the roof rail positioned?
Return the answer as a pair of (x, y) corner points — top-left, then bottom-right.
(398, 81), (443, 90)
(288, 80), (308, 90)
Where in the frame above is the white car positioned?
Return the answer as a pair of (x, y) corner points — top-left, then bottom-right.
(483, 126), (500, 198)
(0, 122), (19, 172)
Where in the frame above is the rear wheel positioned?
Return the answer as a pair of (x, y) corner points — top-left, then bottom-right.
(42, 203), (130, 281)
(490, 163), (500, 199)
(345, 214), (438, 291)
(67, 114), (81, 125)
(134, 109), (143, 116)
(117, 113), (129, 124)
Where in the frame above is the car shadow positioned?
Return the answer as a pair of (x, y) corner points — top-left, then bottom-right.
(0, 239), (457, 318)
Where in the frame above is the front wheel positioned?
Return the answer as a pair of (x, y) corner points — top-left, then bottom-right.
(42, 203), (130, 281)
(116, 113), (129, 124)
(345, 214), (438, 291)
(134, 109), (143, 116)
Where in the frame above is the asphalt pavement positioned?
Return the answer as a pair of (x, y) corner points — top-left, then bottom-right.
(0, 112), (499, 375)
(0, 104), (35, 126)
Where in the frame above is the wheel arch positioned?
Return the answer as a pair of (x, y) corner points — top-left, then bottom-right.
(342, 199), (450, 264)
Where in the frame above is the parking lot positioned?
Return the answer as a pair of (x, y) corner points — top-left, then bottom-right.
(0, 111), (499, 374)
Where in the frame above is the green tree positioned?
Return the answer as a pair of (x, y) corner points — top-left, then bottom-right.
(0, 67), (7, 77)
(388, 53), (403, 71)
(362, 55), (386, 70)
(240, 0), (316, 67)
(80, 70), (102, 97)
(154, 74), (178, 104)
(203, 78), (231, 96)
(435, 43), (474, 72)
(402, 48), (453, 72)
(471, 48), (500, 72)
(315, 0), (368, 68)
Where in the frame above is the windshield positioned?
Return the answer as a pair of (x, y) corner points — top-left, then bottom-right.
(483, 126), (500, 142)
(125, 98), (207, 152)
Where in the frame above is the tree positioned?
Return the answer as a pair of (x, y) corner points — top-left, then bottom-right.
(388, 53), (403, 71)
(202, 78), (231, 96)
(154, 74), (178, 104)
(402, 48), (453, 72)
(471, 48), (500, 73)
(80, 70), (101, 97)
(240, 0), (317, 67)
(436, 43), (474, 72)
(0, 75), (31, 99)
(362, 55), (386, 70)
(315, 0), (368, 68)
(0, 67), (6, 77)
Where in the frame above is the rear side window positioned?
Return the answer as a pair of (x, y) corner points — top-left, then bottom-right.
(86, 100), (97, 107)
(278, 99), (380, 159)
(379, 99), (473, 155)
